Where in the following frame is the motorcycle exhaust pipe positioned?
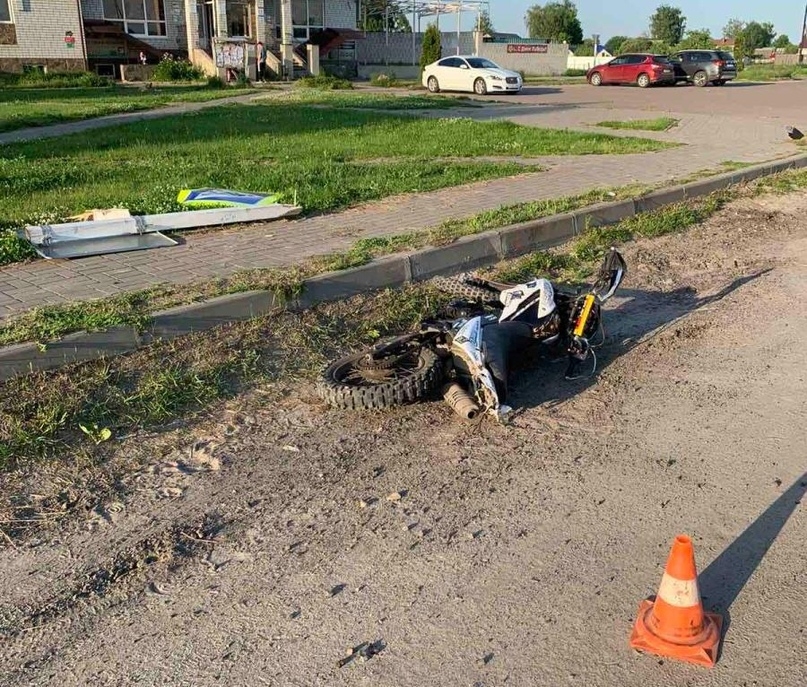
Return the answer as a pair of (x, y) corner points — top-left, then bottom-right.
(442, 383), (481, 420)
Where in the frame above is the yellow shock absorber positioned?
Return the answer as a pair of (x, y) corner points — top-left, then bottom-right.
(573, 294), (596, 337)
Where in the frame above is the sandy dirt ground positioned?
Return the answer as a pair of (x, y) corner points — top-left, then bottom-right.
(1, 193), (806, 686)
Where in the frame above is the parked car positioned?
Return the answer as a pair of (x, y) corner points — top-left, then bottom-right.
(668, 49), (737, 86)
(586, 54), (676, 88)
(422, 56), (523, 95)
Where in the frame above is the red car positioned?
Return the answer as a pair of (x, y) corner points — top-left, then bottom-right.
(587, 53), (676, 88)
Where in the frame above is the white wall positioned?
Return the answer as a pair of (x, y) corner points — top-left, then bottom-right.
(479, 42), (568, 76)
(0, 0), (85, 66)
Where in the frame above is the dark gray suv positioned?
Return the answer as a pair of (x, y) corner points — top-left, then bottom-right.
(669, 50), (737, 87)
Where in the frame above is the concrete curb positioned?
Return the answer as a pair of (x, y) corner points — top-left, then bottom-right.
(2, 152), (806, 381)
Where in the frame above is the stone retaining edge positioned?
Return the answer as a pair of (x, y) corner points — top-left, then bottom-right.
(2, 153), (805, 381)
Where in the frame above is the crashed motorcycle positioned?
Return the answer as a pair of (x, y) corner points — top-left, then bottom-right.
(317, 249), (626, 422)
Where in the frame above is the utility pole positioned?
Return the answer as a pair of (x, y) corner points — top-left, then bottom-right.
(412, 0), (417, 67)
(456, 5), (461, 55)
(800, 2), (807, 64)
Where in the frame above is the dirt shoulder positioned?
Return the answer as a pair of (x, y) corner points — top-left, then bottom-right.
(1, 194), (806, 686)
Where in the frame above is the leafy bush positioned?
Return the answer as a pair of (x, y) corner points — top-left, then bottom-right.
(0, 230), (37, 267)
(370, 72), (399, 87)
(617, 37), (653, 54)
(206, 75), (226, 89)
(564, 69), (588, 77)
(152, 55), (203, 82)
(295, 74), (353, 90)
(0, 70), (111, 88)
(322, 63), (358, 79)
(420, 23), (442, 73)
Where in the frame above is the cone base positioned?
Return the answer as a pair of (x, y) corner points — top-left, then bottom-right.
(629, 600), (723, 668)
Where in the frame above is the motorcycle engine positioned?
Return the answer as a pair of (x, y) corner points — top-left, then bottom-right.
(533, 311), (561, 339)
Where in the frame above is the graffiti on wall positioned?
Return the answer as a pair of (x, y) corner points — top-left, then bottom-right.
(215, 41), (246, 69)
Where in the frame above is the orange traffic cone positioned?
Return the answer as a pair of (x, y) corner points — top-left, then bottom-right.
(629, 534), (723, 667)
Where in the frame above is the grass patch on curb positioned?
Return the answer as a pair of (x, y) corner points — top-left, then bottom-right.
(596, 117), (679, 132)
(752, 168), (807, 194)
(0, 291), (158, 347)
(492, 195), (727, 284)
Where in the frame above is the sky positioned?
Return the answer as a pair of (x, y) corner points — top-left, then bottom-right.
(487, 1), (805, 43)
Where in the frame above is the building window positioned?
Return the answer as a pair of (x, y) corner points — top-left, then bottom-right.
(276, 0), (324, 41)
(102, 0), (166, 37)
(0, 0), (11, 24)
(227, 0), (253, 37)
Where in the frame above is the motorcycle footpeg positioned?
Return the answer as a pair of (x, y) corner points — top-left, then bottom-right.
(565, 358), (581, 380)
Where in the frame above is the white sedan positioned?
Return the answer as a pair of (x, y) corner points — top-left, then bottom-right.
(422, 56), (523, 95)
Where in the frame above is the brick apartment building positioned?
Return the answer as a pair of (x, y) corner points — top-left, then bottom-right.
(0, 1), (359, 76)
(0, 0), (86, 72)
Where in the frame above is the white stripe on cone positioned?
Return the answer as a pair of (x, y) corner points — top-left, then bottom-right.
(657, 572), (701, 607)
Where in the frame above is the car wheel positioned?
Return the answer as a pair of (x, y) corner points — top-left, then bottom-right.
(589, 72), (602, 86)
(637, 73), (650, 88)
(474, 78), (487, 95)
(693, 70), (708, 87)
(427, 76), (440, 93)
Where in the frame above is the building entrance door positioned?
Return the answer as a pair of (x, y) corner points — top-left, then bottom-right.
(199, 1), (215, 53)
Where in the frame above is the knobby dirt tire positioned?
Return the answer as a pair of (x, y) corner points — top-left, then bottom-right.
(318, 348), (444, 410)
(431, 274), (502, 302)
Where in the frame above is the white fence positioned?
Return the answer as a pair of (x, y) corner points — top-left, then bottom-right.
(567, 55), (612, 71)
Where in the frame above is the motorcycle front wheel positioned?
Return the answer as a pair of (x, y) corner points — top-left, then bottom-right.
(317, 346), (444, 410)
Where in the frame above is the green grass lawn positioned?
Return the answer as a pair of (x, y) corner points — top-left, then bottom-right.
(0, 85), (255, 133)
(736, 64), (807, 81)
(596, 117), (679, 132)
(266, 89), (473, 109)
(0, 97), (672, 265)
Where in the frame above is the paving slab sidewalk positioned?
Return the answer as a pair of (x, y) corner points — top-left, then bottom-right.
(0, 105), (796, 323)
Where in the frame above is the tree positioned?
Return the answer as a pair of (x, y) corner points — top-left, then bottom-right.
(739, 21), (776, 52)
(649, 5), (686, 45)
(677, 29), (713, 50)
(773, 34), (791, 50)
(574, 38), (595, 56)
(618, 37), (654, 54)
(359, 1), (412, 33)
(525, 1), (583, 45)
(722, 19), (745, 40)
(733, 33), (749, 60)
(605, 35), (628, 54)
(420, 23), (441, 73)
(477, 10), (495, 36)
